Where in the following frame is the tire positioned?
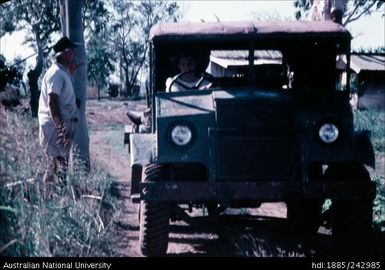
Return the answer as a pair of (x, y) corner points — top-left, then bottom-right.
(206, 203), (226, 217)
(139, 163), (170, 256)
(286, 164), (323, 233)
(139, 162), (206, 256)
(324, 163), (373, 239)
(286, 199), (323, 233)
(139, 200), (170, 256)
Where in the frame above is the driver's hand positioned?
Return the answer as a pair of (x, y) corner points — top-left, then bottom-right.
(199, 82), (213, 90)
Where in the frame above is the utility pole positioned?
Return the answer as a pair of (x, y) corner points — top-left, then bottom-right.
(61, 0), (90, 171)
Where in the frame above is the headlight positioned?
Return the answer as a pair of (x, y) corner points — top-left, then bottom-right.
(319, 123), (339, 143)
(170, 125), (192, 146)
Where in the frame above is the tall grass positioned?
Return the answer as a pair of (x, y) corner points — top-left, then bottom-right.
(0, 105), (119, 256)
(354, 110), (385, 152)
(354, 109), (385, 231)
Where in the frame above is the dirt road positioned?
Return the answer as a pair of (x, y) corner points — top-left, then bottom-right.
(87, 98), (385, 257)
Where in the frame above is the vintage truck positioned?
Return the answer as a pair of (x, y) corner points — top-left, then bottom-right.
(124, 20), (375, 256)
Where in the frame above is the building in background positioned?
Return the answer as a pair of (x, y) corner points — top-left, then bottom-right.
(339, 53), (385, 110)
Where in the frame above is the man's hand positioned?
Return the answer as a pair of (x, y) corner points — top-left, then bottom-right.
(56, 122), (72, 147)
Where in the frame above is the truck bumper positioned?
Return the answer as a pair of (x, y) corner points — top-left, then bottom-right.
(136, 181), (376, 203)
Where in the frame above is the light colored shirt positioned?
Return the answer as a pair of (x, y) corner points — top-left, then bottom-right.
(38, 62), (78, 125)
(310, 0), (346, 21)
(165, 76), (211, 92)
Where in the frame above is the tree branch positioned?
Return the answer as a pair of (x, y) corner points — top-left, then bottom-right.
(343, 1), (377, 26)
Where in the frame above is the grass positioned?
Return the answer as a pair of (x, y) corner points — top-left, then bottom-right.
(89, 124), (126, 154)
(0, 105), (120, 256)
(354, 110), (385, 152)
(354, 110), (385, 231)
(373, 176), (385, 232)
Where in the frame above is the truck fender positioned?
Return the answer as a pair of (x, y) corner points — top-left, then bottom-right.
(130, 133), (154, 195)
(354, 130), (375, 169)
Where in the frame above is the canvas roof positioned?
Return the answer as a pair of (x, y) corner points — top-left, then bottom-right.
(150, 20), (351, 41)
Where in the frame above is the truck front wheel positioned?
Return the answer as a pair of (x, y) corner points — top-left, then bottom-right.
(139, 163), (170, 256)
(324, 163), (373, 239)
(286, 199), (323, 233)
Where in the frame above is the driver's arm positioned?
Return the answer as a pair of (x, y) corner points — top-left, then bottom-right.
(199, 82), (213, 90)
(165, 77), (173, 92)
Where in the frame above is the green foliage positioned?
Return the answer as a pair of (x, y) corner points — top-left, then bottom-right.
(84, 0), (115, 96)
(107, 0), (182, 95)
(354, 110), (385, 152)
(293, 0), (384, 26)
(354, 110), (385, 231)
(87, 45), (115, 91)
(84, 0), (111, 35)
(0, 0), (61, 117)
(293, 0), (311, 20)
(373, 176), (385, 232)
(353, 46), (385, 54)
(0, 106), (119, 256)
(0, 0), (61, 51)
(0, 55), (23, 92)
(349, 74), (363, 95)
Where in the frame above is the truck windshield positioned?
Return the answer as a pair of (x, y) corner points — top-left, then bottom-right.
(207, 49), (340, 91)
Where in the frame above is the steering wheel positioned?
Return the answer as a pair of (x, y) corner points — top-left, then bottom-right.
(168, 71), (217, 92)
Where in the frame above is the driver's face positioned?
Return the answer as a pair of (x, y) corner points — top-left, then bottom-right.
(178, 56), (197, 73)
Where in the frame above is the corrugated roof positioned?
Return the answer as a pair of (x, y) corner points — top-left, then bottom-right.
(150, 20), (350, 40)
(210, 56), (282, 68)
(350, 54), (385, 73)
(211, 50), (282, 60)
(210, 50), (282, 68)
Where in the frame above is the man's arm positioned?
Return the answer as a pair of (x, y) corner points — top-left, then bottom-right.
(48, 93), (62, 128)
(48, 93), (71, 147)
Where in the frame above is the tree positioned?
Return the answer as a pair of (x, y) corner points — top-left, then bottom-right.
(0, 54), (23, 92)
(353, 46), (385, 54)
(0, 0), (61, 116)
(294, 0), (384, 26)
(60, 0), (90, 171)
(87, 44), (115, 100)
(109, 0), (182, 96)
(84, 0), (115, 100)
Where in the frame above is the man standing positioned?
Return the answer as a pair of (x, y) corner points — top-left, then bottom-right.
(38, 37), (79, 187)
(309, 0), (346, 24)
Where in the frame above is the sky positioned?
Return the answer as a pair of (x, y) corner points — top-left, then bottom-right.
(180, 0), (384, 49)
(1, 0), (384, 69)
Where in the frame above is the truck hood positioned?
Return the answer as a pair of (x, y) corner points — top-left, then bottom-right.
(155, 88), (350, 117)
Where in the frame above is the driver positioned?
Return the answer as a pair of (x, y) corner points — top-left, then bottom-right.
(165, 51), (214, 92)
(127, 51), (214, 130)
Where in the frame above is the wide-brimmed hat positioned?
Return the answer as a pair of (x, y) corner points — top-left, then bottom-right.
(53, 37), (79, 57)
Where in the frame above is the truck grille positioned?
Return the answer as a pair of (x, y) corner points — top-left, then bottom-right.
(214, 99), (298, 181)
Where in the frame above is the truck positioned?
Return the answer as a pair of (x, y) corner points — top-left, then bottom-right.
(124, 20), (375, 256)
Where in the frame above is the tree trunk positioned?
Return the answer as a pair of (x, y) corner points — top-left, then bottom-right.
(28, 39), (43, 118)
(62, 0), (90, 171)
(124, 67), (131, 97)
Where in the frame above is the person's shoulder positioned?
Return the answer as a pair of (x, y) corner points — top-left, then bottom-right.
(46, 63), (62, 75)
(44, 63), (68, 83)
